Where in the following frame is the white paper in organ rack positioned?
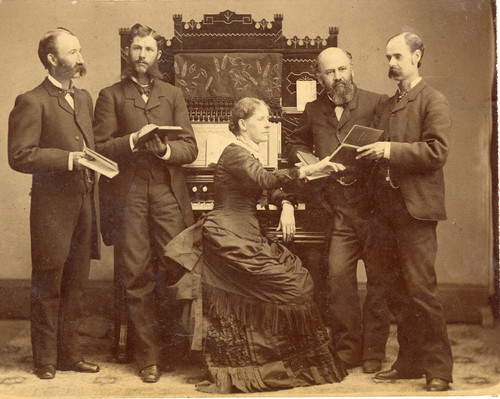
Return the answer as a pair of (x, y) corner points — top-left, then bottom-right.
(189, 123), (280, 168)
(296, 80), (317, 112)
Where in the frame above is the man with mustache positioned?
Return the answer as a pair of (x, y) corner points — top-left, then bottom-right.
(94, 23), (197, 383)
(286, 47), (391, 374)
(357, 32), (453, 392)
(8, 28), (100, 379)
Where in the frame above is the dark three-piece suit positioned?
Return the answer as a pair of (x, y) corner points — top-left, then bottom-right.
(287, 86), (392, 365)
(8, 77), (100, 368)
(93, 76), (197, 370)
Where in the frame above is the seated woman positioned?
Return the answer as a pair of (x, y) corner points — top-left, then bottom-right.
(165, 97), (347, 393)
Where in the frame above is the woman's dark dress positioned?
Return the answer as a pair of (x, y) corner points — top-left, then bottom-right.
(168, 142), (347, 393)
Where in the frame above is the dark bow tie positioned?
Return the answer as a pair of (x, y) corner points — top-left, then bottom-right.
(58, 88), (75, 96)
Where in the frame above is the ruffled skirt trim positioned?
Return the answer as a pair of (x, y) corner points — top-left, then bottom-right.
(199, 283), (347, 393)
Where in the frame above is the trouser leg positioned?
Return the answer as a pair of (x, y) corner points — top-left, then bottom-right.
(117, 172), (187, 371)
(391, 216), (453, 382)
(376, 188), (453, 382)
(30, 192), (90, 368)
(361, 216), (392, 361)
(326, 211), (363, 365)
(116, 174), (160, 371)
(148, 173), (187, 366)
(57, 194), (92, 366)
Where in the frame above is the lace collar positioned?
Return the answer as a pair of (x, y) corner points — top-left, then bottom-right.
(233, 135), (263, 161)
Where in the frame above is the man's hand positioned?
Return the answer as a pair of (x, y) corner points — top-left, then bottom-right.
(144, 133), (168, 156)
(277, 202), (296, 242)
(131, 124), (158, 148)
(73, 151), (92, 171)
(356, 142), (388, 160)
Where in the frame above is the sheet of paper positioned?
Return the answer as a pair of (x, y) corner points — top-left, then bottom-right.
(296, 80), (317, 111)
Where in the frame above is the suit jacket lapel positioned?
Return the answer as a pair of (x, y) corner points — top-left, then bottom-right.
(42, 78), (74, 115)
(391, 79), (427, 113)
(145, 78), (165, 111)
(123, 77), (147, 110)
(73, 89), (94, 146)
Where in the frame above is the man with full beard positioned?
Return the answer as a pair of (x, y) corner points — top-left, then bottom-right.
(94, 23), (197, 383)
(357, 32), (453, 392)
(8, 28), (100, 379)
(286, 47), (391, 374)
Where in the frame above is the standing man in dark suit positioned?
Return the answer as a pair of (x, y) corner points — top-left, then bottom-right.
(357, 32), (453, 392)
(8, 28), (100, 379)
(94, 23), (197, 383)
(286, 47), (391, 374)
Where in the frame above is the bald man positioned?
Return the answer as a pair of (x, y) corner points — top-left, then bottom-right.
(286, 47), (391, 373)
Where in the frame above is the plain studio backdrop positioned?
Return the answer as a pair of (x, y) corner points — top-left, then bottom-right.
(0, 0), (495, 322)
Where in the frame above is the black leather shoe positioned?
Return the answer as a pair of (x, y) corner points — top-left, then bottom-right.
(35, 364), (56, 379)
(427, 378), (449, 391)
(141, 365), (160, 383)
(375, 368), (424, 380)
(363, 359), (382, 373)
(59, 361), (100, 373)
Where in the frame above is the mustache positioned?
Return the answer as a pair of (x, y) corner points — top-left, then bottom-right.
(76, 64), (86, 76)
(388, 67), (400, 78)
(123, 57), (162, 80)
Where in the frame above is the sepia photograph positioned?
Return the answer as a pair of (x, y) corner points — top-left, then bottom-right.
(0, 0), (497, 397)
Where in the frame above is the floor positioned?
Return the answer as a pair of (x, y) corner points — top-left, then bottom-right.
(1, 317), (499, 398)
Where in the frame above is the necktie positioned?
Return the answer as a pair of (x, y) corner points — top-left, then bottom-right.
(397, 89), (408, 102)
(138, 84), (152, 97)
(58, 88), (75, 96)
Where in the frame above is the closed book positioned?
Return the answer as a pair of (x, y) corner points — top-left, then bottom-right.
(135, 125), (183, 148)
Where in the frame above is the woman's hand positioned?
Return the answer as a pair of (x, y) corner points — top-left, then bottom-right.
(277, 202), (295, 242)
(299, 156), (346, 178)
(315, 156), (346, 174)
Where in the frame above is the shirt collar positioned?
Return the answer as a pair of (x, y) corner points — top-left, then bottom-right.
(130, 75), (154, 87)
(410, 76), (422, 89)
(47, 73), (73, 90)
(399, 76), (422, 93)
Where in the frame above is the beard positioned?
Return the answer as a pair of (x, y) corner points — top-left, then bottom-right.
(328, 78), (355, 105)
(123, 56), (162, 80)
(55, 59), (86, 79)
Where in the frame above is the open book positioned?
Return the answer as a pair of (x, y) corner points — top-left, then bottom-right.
(296, 124), (384, 181)
(296, 151), (329, 181)
(135, 125), (183, 148)
(329, 124), (384, 166)
(78, 147), (119, 179)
